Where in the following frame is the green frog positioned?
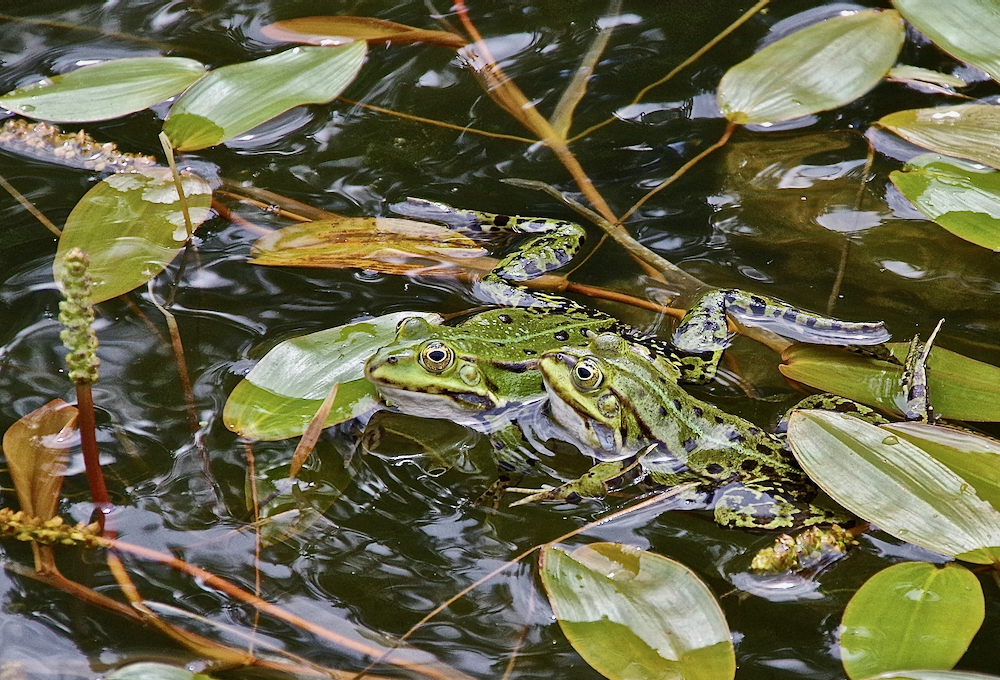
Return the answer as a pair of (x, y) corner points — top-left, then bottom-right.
(365, 199), (889, 433)
(530, 332), (893, 528)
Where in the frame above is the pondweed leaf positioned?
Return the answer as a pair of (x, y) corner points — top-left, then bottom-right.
(878, 105), (1000, 171)
(840, 562), (984, 680)
(0, 57), (206, 122)
(164, 43), (366, 151)
(892, 0), (1000, 83)
(54, 167), (213, 302)
(780, 343), (1000, 422)
(261, 16), (466, 49)
(223, 311), (441, 441)
(718, 9), (904, 125)
(251, 215), (487, 274)
(890, 154), (1000, 251)
(787, 410), (1000, 564)
(540, 542), (735, 680)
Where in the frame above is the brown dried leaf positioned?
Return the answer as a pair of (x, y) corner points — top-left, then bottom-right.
(261, 16), (467, 50)
(3, 399), (77, 520)
(250, 215), (488, 275)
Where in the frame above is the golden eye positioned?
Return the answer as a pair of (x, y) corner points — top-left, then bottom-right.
(572, 358), (603, 391)
(419, 341), (454, 373)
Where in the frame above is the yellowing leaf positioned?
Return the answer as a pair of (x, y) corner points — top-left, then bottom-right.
(879, 105), (1000, 170)
(250, 215), (487, 274)
(262, 16), (466, 49)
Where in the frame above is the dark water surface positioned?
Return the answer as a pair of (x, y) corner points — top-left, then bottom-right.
(1, 1), (1000, 678)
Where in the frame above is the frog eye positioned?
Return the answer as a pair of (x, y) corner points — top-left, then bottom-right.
(419, 341), (454, 373)
(572, 358), (603, 391)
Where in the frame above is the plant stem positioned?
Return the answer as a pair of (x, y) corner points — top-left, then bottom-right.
(74, 382), (110, 519)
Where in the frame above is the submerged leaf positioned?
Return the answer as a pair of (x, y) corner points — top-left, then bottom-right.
(887, 65), (968, 90)
(223, 311), (441, 441)
(164, 43), (366, 151)
(0, 57), (206, 123)
(54, 167), (213, 302)
(779, 343), (1000, 422)
(718, 9), (904, 124)
(539, 542), (736, 680)
(840, 562), (983, 680)
(892, 0), (1000, 83)
(250, 215), (487, 273)
(890, 154), (1000, 250)
(878, 105), (1000, 170)
(866, 672), (1000, 680)
(788, 410), (1000, 563)
(261, 16), (466, 49)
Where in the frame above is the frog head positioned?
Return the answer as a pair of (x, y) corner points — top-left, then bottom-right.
(365, 316), (505, 425)
(538, 333), (629, 455)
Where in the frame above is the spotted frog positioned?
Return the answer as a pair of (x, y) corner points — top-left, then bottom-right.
(532, 333), (891, 528)
(365, 199), (889, 427)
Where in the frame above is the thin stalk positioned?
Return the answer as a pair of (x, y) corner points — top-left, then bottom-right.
(148, 281), (200, 433)
(826, 138), (876, 316)
(159, 132), (195, 240)
(570, 0), (770, 143)
(0, 173), (62, 236)
(74, 382), (110, 515)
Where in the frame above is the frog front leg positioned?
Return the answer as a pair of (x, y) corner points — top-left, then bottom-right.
(712, 482), (849, 530)
(507, 457), (644, 506)
(672, 289), (890, 384)
(476, 420), (540, 508)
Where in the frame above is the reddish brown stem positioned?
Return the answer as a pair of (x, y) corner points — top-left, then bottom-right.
(75, 381), (111, 522)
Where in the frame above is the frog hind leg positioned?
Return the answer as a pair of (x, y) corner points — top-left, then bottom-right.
(712, 482), (849, 530)
(774, 393), (890, 435)
(671, 289), (890, 384)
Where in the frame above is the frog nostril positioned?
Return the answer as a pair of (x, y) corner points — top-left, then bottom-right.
(387, 356), (398, 364)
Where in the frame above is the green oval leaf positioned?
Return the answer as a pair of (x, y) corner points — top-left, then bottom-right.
(223, 311), (441, 441)
(164, 43), (366, 151)
(892, 0), (1000, 83)
(878, 105), (1000, 170)
(840, 562), (984, 680)
(54, 167), (213, 302)
(779, 344), (1000, 422)
(787, 410), (1000, 563)
(261, 16), (466, 49)
(717, 9), (904, 125)
(890, 154), (1000, 251)
(0, 57), (206, 123)
(867, 672), (1000, 680)
(105, 662), (213, 680)
(883, 422), (1000, 513)
(539, 542), (736, 680)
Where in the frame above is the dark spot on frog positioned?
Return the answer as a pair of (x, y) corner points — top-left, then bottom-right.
(760, 465), (778, 477)
(498, 314), (513, 323)
(705, 463), (725, 475)
(672, 399), (682, 411)
(692, 407), (703, 418)
(494, 215), (510, 227)
(740, 459), (758, 471)
(554, 330), (569, 341)
(755, 443), (774, 456)
(683, 438), (697, 453)
(658, 406), (668, 416)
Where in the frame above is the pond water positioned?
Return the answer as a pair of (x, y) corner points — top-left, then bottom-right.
(1, 1), (1000, 678)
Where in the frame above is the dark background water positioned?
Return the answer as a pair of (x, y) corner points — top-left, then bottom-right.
(1, 1), (999, 678)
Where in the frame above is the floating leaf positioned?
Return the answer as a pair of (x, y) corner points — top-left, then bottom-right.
(787, 410), (1000, 564)
(223, 311), (442, 441)
(878, 105), (1000, 170)
(890, 154), (1000, 250)
(892, 0), (1000, 83)
(164, 43), (366, 151)
(866, 671), (1000, 680)
(539, 542), (736, 680)
(261, 16), (466, 49)
(779, 344), (1000, 422)
(0, 57), (206, 123)
(105, 661), (214, 680)
(883, 422), (1000, 512)
(887, 65), (968, 90)
(717, 9), (904, 124)
(54, 167), (213, 302)
(840, 562), (984, 680)
(250, 215), (487, 273)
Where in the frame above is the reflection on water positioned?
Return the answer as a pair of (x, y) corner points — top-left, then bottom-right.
(1, 0), (1000, 678)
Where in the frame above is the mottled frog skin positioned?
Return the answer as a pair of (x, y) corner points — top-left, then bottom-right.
(536, 333), (887, 529)
(365, 199), (890, 433)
